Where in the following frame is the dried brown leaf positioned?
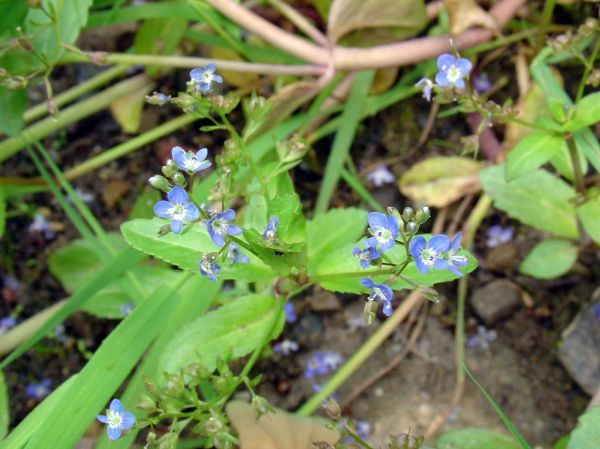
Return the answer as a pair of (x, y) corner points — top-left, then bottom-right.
(443, 0), (498, 35)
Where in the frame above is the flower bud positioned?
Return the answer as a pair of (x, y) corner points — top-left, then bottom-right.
(389, 433), (424, 449)
(136, 394), (157, 412)
(143, 375), (158, 395)
(276, 134), (309, 165)
(163, 373), (184, 396)
(172, 172), (186, 187)
(162, 160), (178, 177)
(149, 175), (170, 192)
(402, 207), (414, 222)
(415, 206), (430, 225)
(322, 397), (341, 420)
(204, 416), (225, 435)
(251, 395), (273, 418)
(146, 91), (170, 106)
(406, 221), (419, 235)
(363, 301), (377, 325)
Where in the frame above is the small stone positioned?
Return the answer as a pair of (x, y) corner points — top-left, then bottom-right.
(469, 279), (520, 325)
(307, 289), (341, 312)
(558, 300), (600, 395)
(484, 243), (520, 272)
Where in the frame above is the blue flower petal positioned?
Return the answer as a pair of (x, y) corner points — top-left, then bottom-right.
(456, 58), (472, 76)
(227, 225), (243, 236)
(360, 277), (375, 289)
(110, 399), (123, 413)
(414, 256), (429, 274)
(437, 53), (455, 70)
(432, 258), (450, 270)
(221, 209), (236, 221)
(107, 426), (122, 441)
(171, 219), (183, 234)
(184, 203), (200, 222)
(408, 236), (426, 259)
(213, 75), (223, 83)
(368, 212), (387, 230)
(172, 146), (187, 169)
(96, 414), (109, 424)
(167, 186), (189, 205)
(447, 263), (464, 277)
(435, 71), (449, 86)
(382, 301), (393, 317)
(380, 284), (393, 302)
(199, 83), (210, 94)
(153, 201), (172, 218)
(449, 232), (462, 252)
(196, 147), (208, 161)
(454, 78), (465, 89)
(352, 246), (361, 257)
(365, 236), (378, 248)
(121, 412), (135, 430)
(196, 161), (212, 171)
(205, 63), (217, 73)
(429, 234), (450, 253)
(387, 215), (399, 238)
(189, 68), (203, 81)
(208, 224), (225, 246)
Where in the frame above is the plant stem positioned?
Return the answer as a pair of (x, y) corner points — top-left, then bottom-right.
(535, 0), (555, 54)
(59, 51), (325, 76)
(0, 74), (153, 163)
(265, 0), (328, 46)
(297, 290), (423, 415)
(566, 133), (585, 194)
(575, 35), (600, 103)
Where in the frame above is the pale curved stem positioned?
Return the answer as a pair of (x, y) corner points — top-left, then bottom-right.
(266, 0), (329, 47)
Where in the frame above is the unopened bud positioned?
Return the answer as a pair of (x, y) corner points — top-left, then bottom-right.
(251, 395), (273, 418)
(146, 91), (170, 106)
(164, 372), (184, 396)
(172, 172), (185, 186)
(204, 417), (224, 435)
(26, 0), (42, 7)
(149, 175), (170, 192)
(136, 395), (157, 412)
(276, 134), (309, 165)
(402, 207), (414, 222)
(143, 375), (158, 395)
(322, 397), (341, 420)
(162, 159), (178, 177)
(406, 221), (418, 235)
(415, 206), (430, 224)
(587, 69), (600, 88)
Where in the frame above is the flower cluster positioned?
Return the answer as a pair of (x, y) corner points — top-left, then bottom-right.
(304, 351), (344, 379)
(415, 53), (473, 102)
(187, 64), (223, 94)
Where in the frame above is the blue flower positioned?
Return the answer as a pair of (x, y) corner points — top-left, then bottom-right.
(352, 245), (380, 269)
(262, 216), (279, 241)
(198, 254), (220, 281)
(119, 302), (135, 317)
(0, 316), (16, 335)
(445, 232), (468, 277)
(227, 242), (249, 264)
(25, 379), (51, 400)
(206, 209), (243, 247)
(486, 225), (513, 248)
(415, 77), (434, 102)
(365, 212), (399, 252)
(188, 64), (223, 94)
(284, 302), (297, 323)
(97, 399), (135, 441)
(153, 186), (200, 234)
(359, 277), (393, 316)
(409, 235), (450, 274)
(171, 146), (211, 173)
(273, 339), (299, 356)
(304, 351), (344, 379)
(435, 53), (472, 89)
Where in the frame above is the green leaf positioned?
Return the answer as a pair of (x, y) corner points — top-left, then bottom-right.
(306, 208), (367, 273)
(121, 218), (276, 282)
(506, 131), (564, 180)
(479, 165), (578, 239)
(0, 371), (8, 440)
(128, 188), (161, 220)
(0, 88), (26, 136)
(0, 187), (5, 238)
(519, 239), (578, 280)
(0, 1), (27, 39)
(550, 139), (587, 182)
(133, 17), (187, 77)
(577, 189), (600, 245)
(23, 282), (178, 449)
(312, 237), (477, 293)
(399, 156), (481, 207)
(437, 429), (522, 449)
(564, 92), (600, 132)
(158, 294), (284, 375)
(327, 0), (426, 46)
(567, 407), (600, 449)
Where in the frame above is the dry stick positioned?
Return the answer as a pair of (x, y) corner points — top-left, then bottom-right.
(447, 194), (475, 237)
(339, 302), (429, 409)
(266, 0), (329, 47)
(206, 0), (526, 70)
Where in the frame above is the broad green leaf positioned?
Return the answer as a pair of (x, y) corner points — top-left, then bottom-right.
(519, 239), (578, 279)
(576, 189), (600, 245)
(327, 0), (426, 46)
(306, 208), (367, 273)
(505, 131), (564, 180)
(564, 92), (600, 132)
(312, 237), (477, 293)
(24, 283), (177, 449)
(128, 188), (160, 220)
(158, 294), (284, 376)
(0, 88), (26, 136)
(0, 371), (7, 440)
(399, 156), (481, 207)
(0, 1), (27, 39)
(479, 165), (578, 239)
(437, 428), (521, 449)
(567, 407), (600, 449)
(48, 234), (179, 318)
(121, 218), (276, 281)
(269, 193), (305, 244)
(550, 140), (587, 182)
(0, 187), (5, 238)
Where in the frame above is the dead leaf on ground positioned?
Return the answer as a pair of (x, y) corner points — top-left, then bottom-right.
(226, 400), (340, 449)
(443, 0), (498, 35)
(109, 76), (155, 134)
(398, 156), (481, 207)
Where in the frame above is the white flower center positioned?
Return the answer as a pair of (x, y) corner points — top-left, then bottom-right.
(107, 410), (123, 428)
(169, 204), (186, 221)
(446, 66), (461, 82)
(213, 219), (228, 234)
(184, 158), (199, 171)
(451, 254), (467, 264)
(376, 228), (391, 243)
(420, 248), (438, 267)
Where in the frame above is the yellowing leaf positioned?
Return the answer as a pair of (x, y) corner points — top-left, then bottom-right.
(109, 76), (154, 134)
(226, 401), (340, 449)
(443, 0), (498, 35)
(398, 156), (481, 207)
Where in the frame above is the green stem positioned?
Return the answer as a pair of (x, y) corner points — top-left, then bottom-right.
(0, 74), (153, 163)
(535, 0), (555, 54)
(565, 133), (585, 194)
(575, 35), (600, 104)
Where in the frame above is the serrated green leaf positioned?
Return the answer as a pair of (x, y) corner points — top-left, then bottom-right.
(268, 193), (305, 244)
(158, 294), (284, 376)
(576, 189), (600, 245)
(564, 92), (600, 132)
(506, 131), (564, 180)
(567, 407), (600, 449)
(479, 165), (578, 239)
(437, 428), (521, 449)
(306, 208), (367, 273)
(121, 218), (276, 282)
(312, 237), (477, 293)
(519, 239), (577, 279)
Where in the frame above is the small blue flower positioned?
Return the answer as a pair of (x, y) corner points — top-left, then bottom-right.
(153, 186), (200, 234)
(206, 209), (243, 247)
(409, 235), (450, 274)
(304, 351), (344, 379)
(146, 92), (170, 106)
(0, 316), (16, 335)
(188, 64), (223, 94)
(445, 232), (468, 277)
(227, 242), (249, 264)
(435, 53), (472, 89)
(97, 399), (135, 441)
(352, 245), (380, 269)
(365, 212), (399, 253)
(284, 302), (297, 323)
(359, 277), (393, 316)
(119, 302), (135, 317)
(262, 216), (279, 241)
(171, 146), (211, 173)
(473, 74), (492, 94)
(466, 325), (497, 351)
(415, 77), (434, 102)
(198, 254), (220, 281)
(366, 165), (395, 187)
(25, 379), (51, 400)
(486, 225), (513, 248)
(273, 339), (299, 356)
